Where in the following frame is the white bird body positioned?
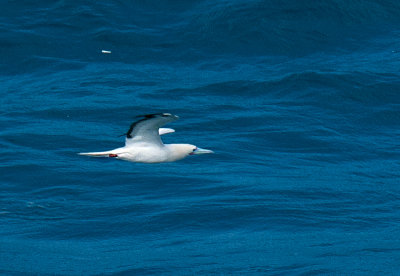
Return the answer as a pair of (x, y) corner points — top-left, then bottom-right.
(79, 113), (213, 163)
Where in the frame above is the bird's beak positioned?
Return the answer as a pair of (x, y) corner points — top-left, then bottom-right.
(192, 147), (214, 155)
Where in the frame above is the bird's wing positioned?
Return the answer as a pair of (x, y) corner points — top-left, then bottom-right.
(125, 113), (179, 146)
(159, 128), (175, 135)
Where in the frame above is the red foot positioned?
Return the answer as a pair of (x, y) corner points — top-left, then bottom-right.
(108, 154), (118, 158)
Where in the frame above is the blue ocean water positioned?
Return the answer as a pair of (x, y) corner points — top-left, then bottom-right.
(1, 0), (400, 274)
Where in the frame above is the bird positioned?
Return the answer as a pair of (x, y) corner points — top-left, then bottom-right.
(79, 113), (214, 163)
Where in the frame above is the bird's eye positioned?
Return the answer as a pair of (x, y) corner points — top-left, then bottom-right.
(193, 147), (197, 152)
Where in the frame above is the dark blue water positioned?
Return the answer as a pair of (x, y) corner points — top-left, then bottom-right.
(1, 1), (400, 275)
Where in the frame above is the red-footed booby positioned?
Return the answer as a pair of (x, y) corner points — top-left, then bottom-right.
(79, 113), (214, 163)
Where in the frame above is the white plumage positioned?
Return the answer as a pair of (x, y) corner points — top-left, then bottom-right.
(79, 113), (213, 163)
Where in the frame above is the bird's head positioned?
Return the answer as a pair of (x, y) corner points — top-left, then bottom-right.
(187, 145), (214, 155)
(168, 144), (214, 161)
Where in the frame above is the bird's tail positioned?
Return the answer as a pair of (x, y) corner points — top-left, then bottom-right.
(78, 151), (118, 158)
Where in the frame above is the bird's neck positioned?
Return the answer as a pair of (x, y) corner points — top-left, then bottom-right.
(164, 144), (190, 162)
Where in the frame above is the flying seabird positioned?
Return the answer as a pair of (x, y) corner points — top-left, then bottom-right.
(79, 113), (214, 163)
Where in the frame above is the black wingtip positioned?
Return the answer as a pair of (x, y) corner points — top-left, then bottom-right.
(135, 113), (175, 119)
(126, 113), (178, 138)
